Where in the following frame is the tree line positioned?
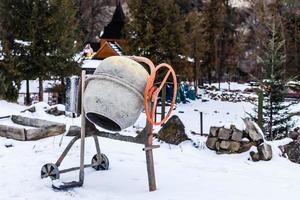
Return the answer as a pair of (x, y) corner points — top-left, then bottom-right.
(0, 0), (82, 104)
(0, 0), (299, 139)
(124, 0), (299, 140)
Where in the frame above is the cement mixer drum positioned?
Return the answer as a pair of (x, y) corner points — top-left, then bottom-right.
(83, 56), (149, 131)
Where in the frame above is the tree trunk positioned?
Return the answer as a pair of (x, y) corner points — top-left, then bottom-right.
(38, 77), (43, 102)
(269, 94), (273, 140)
(257, 90), (264, 130)
(26, 79), (30, 105)
(60, 77), (65, 104)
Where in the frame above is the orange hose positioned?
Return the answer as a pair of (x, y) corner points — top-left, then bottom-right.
(127, 56), (177, 126)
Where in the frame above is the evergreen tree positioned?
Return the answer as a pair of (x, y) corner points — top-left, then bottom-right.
(125, 0), (185, 65)
(255, 20), (294, 140)
(198, 0), (241, 85)
(184, 10), (204, 86)
(0, 0), (81, 104)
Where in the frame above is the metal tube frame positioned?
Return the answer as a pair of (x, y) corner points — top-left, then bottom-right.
(50, 70), (105, 190)
(46, 58), (159, 192)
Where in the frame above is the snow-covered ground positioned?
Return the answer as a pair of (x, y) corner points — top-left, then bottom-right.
(1, 82), (300, 200)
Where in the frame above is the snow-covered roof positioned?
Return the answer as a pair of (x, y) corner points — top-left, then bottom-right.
(81, 59), (102, 69)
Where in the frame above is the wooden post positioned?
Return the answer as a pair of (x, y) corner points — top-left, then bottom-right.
(79, 70), (86, 184)
(145, 102), (157, 192)
(161, 84), (166, 123)
(257, 90), (263, 130)
(200, 112), (203, 136)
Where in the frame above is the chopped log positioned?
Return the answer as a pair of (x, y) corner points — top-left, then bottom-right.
(220, 140), (231, 150)
(206, 137), (218, 150)
(209, 126), (220, 137)
(0, 124), (25, 141)
(0, 115), (66, 141)
(11, 115), (64, 128)
(218, 128), (232, 140)
(231, 128), (243, 142)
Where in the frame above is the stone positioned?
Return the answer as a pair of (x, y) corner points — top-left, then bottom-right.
(230, 141), (241, 152)
(231, 128), (243, 142)
(279, 140), (300, 164)
(21, 106), (36, 113)
(206, 137), (218, 150)
(257, 143), (272, 161)
(238, 141), (254, 153)
(250, 151), (260, 162)
(288, 131), (300, 140)
(45, 107), (65, 116)
(220, 140), (231, 150)
(158, 115), (189, 145)
(209, 126), (219, 137)
(218, 128), (232, 140)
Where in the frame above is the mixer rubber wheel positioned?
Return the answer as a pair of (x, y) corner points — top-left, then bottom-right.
(91, 154), (109, 171)
(41, 163), (60, 180)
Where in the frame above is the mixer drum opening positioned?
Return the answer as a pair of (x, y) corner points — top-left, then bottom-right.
(86, 112), (121, 131)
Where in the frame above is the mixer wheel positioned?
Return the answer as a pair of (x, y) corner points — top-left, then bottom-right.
(91, 154), (109, 171)
(41, 163), (60, 180)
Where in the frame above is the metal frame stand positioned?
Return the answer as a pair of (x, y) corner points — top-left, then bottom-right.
(41, 70), (158, 191)
(41, 70), (108, 189)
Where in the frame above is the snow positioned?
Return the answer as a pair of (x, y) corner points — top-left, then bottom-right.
(208, 82), (251, 91)
(82, 59), (102, 69)
(230, 0), (250, 8)
(19, 80), (60, 94)
(1, 83), (300, 199)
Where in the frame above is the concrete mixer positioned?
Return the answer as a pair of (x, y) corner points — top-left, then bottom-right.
(40, 56), (177, 191)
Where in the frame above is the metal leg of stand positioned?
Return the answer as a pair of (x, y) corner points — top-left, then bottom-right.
(52, 70), (86, 190)
(55, 135), (80, 167)
(92, 135), (102, 161)
(79, 70), (86, 185)
(145, 103), (157, 192)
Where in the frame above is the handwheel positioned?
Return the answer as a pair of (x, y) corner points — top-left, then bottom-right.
(144, 63), (177, 125)
(91, 154), (109, 170)
(41, 163), (60, 180)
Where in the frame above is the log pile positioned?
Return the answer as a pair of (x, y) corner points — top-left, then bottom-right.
(206, 118), (272, 161)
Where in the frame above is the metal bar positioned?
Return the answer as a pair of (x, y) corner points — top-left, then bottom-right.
(161, 84), (166, 122)
(59, 163), (96, 174)
(55, 135), (80, 167)
(92, 135), (102, 162)
(0, 115), (10, 119)
(200, 112), (203, 136)
(79, 70), (86, 184)
(145, 102), (157, 192)
(67, 126), (146, 144)
(143, 145), (160, 151)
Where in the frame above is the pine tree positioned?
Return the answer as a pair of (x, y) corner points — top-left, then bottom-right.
(0, 0), (81, 104)
(198, 0), (240, 85)
(184, 10), (205, 86)
(125, 0), (185, 65)
(256, 20), (294, 140)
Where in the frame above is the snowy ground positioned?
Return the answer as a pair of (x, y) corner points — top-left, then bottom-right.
(1, 82), (300, 200)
